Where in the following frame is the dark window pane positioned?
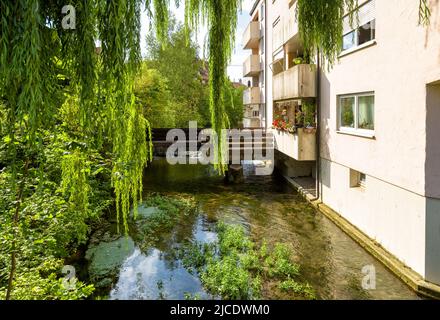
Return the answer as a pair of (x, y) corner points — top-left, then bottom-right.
(358, 19), (375, 45)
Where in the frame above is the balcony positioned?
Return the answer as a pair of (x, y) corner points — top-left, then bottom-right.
(273, 128), (316, 161)
(273, 64), (316, 101)
(243, 87), (261, 105)
(243, 55), (261, 77)
(242, 21), (260, 50)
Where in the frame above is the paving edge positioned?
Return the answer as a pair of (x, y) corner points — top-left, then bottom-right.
(283, 175), (440, 300)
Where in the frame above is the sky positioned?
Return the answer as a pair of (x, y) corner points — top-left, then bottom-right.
(140, 0), (255, 83)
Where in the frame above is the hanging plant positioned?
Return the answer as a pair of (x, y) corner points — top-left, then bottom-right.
(296, 0), (432, 66)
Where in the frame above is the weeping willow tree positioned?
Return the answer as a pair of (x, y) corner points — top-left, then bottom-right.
(0, 0), (433, 299)
(297, 0), (432, 66)
(0, 0), (240, 299)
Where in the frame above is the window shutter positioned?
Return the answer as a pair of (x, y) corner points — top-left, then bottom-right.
(358, 0), (375, 26)
(343, 15), (352, 35)
(343, 0), (375, 34)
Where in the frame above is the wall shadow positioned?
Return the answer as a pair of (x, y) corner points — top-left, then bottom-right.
(425, 81), (440, 199)
(319, 69), (332, 189)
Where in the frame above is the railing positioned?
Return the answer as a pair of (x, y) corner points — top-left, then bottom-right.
(242, 21), (260, 50)
(272, 128), (316, 161)
(243, 55), (261, 77)
(273, 64), (316, 101)
(243, 87), (261, 105)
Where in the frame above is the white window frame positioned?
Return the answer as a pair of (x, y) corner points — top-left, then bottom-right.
(359, 173), (366, 188)
(338, 92), (375, 137)
(341, 0), (376, 53)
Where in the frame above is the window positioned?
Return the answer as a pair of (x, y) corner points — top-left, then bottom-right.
(338, 93), (375, 135)
(359, 173), (366, 187)
(252, 110), (260, 117)
(342, 0), (376, 52)
(340, 96), (355, 128)
(350, 169), (366, 188)
(261, 3), (265, 21)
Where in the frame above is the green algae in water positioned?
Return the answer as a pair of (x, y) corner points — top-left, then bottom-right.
(85, 237), (135, 288)
(178, 223), (316, 300)
(131, 194), (198, 250)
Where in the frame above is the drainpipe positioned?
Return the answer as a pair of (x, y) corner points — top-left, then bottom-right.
(310, 51), (321, 202)
(264, 0), (268, 131)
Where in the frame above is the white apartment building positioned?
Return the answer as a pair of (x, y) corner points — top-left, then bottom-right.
(243, 0), (440, 293)
(242, 1), (266, 128)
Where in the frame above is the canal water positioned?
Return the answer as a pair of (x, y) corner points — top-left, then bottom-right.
(91, 158), (419, 300)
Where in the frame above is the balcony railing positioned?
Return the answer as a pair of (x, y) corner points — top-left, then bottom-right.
(243, 55), (261, 77)
(243, 87), (261, 105)
(273, 64), (316, 101)
(273, 128), (316, 161)
(242, 21), (260, 50)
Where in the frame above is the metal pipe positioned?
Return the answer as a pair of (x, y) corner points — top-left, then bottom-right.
(264, 0), (268, 131)
(310, 51), (321, 201)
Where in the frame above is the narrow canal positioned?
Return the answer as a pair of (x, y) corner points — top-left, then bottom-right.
(85, 158), (419, 300)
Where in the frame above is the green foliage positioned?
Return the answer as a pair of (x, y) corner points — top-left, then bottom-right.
(179, 223), (315, 300)
(296, 101), (316, 128)
(183, 0), (240, 173)
(134, 67), (175, 128)
(419, 0), (431, 26)
(142, 19), (243, 129)
(146, 21), (211, 127)
(297, 1), (431, 66)
(134, 194), (198, 249)
(223, 82), (245, 129)
(1, 0), (239, 298)
(279, 279), (315, 300)
(0, 258), (94, 300)
(60, 151), (91, 240)
(265, 243), (300, 278)
(0, 100), (112, 300)
(296, 0), (357, 66)
(184, 292), (202, 300)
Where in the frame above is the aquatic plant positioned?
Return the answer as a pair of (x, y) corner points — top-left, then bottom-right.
(179, 222), (315, 300)
(133, 194), (198, 249)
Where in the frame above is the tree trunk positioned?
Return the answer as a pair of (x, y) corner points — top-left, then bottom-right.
(5, 160), (29, 300)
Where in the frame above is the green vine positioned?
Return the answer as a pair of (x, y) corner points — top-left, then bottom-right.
(419, 0), (431, 26)
(297, 0), (432, 66)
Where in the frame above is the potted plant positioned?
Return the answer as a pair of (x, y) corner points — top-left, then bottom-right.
(292, 57), (304, 66)
(301, 101), (317, 134)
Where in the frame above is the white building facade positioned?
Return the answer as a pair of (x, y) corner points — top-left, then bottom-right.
(242, 0), (266, 128)
(243, 0), (440, 290)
